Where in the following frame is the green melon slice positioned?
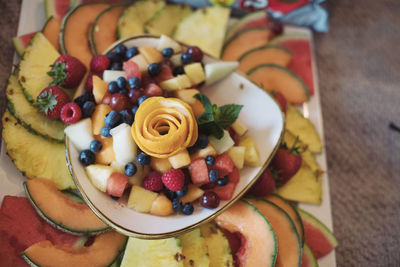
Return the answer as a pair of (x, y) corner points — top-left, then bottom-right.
(121, 237), (184, 267)
(144, 4), (192, 36)
(301, 243), (319, 267)
(117, 0), (166, 39)
(24, 178), (110, 235)
(1, 111), (74, 190)
(6, 73), (65, 142)
(199, 222), (234, 267)
(174, 6), (230, 58)
(179, 228), (210, 267)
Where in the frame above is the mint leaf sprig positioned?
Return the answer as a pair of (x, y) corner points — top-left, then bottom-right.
(194, 93), (243, 139)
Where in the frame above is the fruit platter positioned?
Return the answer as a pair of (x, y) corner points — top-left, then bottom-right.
(0, 0), (338, 266)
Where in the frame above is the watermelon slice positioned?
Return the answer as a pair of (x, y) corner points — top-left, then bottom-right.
(298, 208), (339, 259)
(44, 0), (72, 20)
(225, 10), (269, 41)
(301, 242), (318, 267)
(0, 196), (82, 266)
(270, 34), (315, 95)
(12, 32), (36, 56)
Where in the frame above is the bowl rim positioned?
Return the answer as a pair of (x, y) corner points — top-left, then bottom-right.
(65, 34), (285, 239)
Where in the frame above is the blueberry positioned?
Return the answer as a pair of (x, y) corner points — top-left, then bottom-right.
(181, 53), (193, 65)
(217, 176), (229, 186)
(176, 185), (188, 197)
(74, 92), (95, 108)
(138, 95), (148, 105)
(104, 110), (121, 128)
(100, 126), (112, 137)
(108, 81), (119, 94)
(124, 162), (137, 176)
(172, 198), (182, 212)
(107, 52), (122, 63)
(148, 63), (162, 77)
(82, 101), (95, 118)
(115, 44), (127, 57)
(110, 195), (120, 201)
(173, 66), (184, 76)
(110, 61), (122, 71)
(136, 152), (151, 165)
(90, 140), (102, 153)
(182, 202), (194, 215)
(131, 105), (139, 115)
(125, 46), (139, 59)
(195, 134), (208, 149)
(128, 77), (141, 89)
(205, 155), (216, 165)
(208, 169), (219, 182)
(79, 150), (95, 166)
(120, 109), (134, 125)
(165, 189), (177, 201)
(187, 145), (198, 154)
(162, 47), (174, 58)
(120, 88), (129, 95)
(117, 76), (127, 89)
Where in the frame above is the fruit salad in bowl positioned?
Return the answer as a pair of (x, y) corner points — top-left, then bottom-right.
(65, 34), (284, 238)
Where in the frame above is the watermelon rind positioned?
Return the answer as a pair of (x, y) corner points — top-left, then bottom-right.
(226, 10), (267, 41)
(223, 26), (270, 51)
(12, 37), (26, 57)
(302, 243), (319, 267)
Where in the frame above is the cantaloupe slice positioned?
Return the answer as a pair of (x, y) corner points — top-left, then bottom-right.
(246, 198), (302, 267)
(222, 27), (270, 61)
(60, 2), (110, 68)
(225, 10), (269, 41)
(247, 64), (310, 104)
(90, 4), (126, 55)
(42, 16), (61, 52)
(237, 45), (292, 73)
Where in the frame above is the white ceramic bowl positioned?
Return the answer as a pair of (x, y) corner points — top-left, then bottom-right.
(65, 35), (284, 239)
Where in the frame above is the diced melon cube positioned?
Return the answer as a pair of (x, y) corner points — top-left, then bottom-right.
(238, 135), (261, 167)
(130, 54), (149, 73)
(190, 144), (217, 161)
(110, 123), (138, 166)
(179, 184), (204, 204)
(157, 34), (182, 53)
(170, 53), (182, 66)
(231, 120), (248, 136)
(150, 194), (173, 216)
(189, 158), (209, 185)
(168, 149), (191, 169)
(184, 63), (206, 85)
(212, 153), (235, 177)
(150, 157), (172, 174)
(159, 75), (192, 91)
(212, 181), (236, 200)
(139, 46), (163, 63)
(92, 76), (108, 104)
(127, 185), (158, 213)
(208, 129), (234, 154)
(226, 146), (246, 169)
(103, 70), (126, 83)
(95, 135), (115, 165)
(85, 164), (114, 192)
(64, 118), (94, 151)
(173, 89), (200, 105)
(128, 165), (150, 186)
(92, 104), (112, 135)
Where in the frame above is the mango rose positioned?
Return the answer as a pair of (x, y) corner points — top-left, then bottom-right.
(131, 97), (198, 158)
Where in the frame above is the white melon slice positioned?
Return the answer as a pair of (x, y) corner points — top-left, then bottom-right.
(205, 61), (239, 86)
(64, 118), (94, 151)
(208, 129), (234, 154)
(110, 123), (138, 166)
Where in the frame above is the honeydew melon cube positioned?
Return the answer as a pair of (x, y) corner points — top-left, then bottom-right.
(170, 53), (182, 66)
(85, 164), (114, 192)
(231, 120), (248, 136)
(238, 135), (261, 167)
(208, 129), (234, 154)
(159, 75), (192, 91)
(150, 194), (174, 216)
(150, 157), (173, 173)
(139, 46), (163, 63)
(205, 61), (238, 86)
(127, 185), (158, 213)
(103, 70), (126, 83)
(226, 146), (246, 169)
(110, 123), (138, 166)
(190, 144), (217, 161)
(64, 118), (94, 151)
(179, 184), (204, 204)
(173, 89), (200, 105)
(168, 149), (191, 169)
(184, 63), (206, 84)
(130, 54), (149, 73)
(157, 34), (182, 53)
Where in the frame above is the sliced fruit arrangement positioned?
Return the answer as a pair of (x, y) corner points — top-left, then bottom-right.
(225, 10), (269, 41)
(302, 243), (319, 267)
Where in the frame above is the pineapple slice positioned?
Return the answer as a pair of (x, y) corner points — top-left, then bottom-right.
(231, 120), (248, 136)
(138, 46), (163, 63)
(127, 185), (158, 213)
(190, 144), (217, 161)
(168, 149), (191, 169)
(150, 194), (173, 216)
(130, 54), (150, 74)
(179, 184), (204, 204)
(226, 146), (246, 169)
(238, 135), (261, 167)
(170, 53), (183, 66)
(121, 237), (184, 267)
(184, 63), (206, 85)
(85, 164), (114, 192)
(160, 75), (192, 91)
(1, 111), (74, 190)
(179, 229), (210, 267)
(128, 165), (150, 186)
(174, 6), (230, 58)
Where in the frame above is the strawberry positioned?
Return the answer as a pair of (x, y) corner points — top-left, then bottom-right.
(35, 86), (70, 119)
(161, 169), (185, 192)
(270, 139), (302, 186)
(271, 91), (287, 114)
(90, 55), (110, 74)
(48, 55), (86, 88)
(142, 172), (163, 192)
(246, 168), (276, 197)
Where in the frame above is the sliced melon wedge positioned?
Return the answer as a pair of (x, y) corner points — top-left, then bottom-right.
(42, 16), (61, 52)
(1, 111), (74, 190)
(302, 243), (319, 267)
(225, 10), (269, 41)
(24, 179), (110, 235)
(247, 64), (310, 105)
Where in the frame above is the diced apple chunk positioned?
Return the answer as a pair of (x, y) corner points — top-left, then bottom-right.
(208, 129), (234, 154)
(85, 164), (114, 192)
(179, 184), (204, 204)
(231, 120), (248, 136)
(139, 46), (163, 63)
(130, 54), (149, 73)
(226, 146), (246, 169)
(92, 76), (108, 104)
(110, 123), (138, 166)
(127, 185), (158, 213)
(103, 70), (126, 83)
(159, 75), (192, 91)
(157, 34), (182, 53)
(150, 157), (172, 174)
(190, 144), (217, 161)
(184, 63), (206, 85)
(238, 135), (261, 167)
(168, 149), (191, 169)
(150, 194), (173, 216)
(205, 61), (238, 86)
(64, 118), (94, 151)
(173, 89), (200, 105)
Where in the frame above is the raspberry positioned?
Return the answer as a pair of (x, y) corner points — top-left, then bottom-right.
(161, 169), (185, 192)
(142, 172), (163, 192)
(90, 55), (110, 74)
(60, 102), (82, 124)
